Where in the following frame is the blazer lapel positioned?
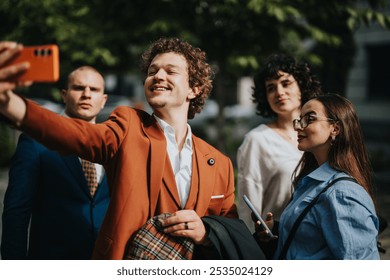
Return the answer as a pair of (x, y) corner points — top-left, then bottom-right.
(184, 153), (199, 209)
(62, 155), (90, 196)
(192, 136), (216, 214)
(142, 118), (167, 216)
(162, 156), (181, 209)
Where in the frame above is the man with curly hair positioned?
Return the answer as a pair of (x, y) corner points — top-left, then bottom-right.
(0, 38), (238, 259)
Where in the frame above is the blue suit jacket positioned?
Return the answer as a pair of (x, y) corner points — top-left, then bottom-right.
(1, 133), (110, 259)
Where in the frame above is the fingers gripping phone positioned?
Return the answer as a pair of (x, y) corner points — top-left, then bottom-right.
(243, 195), (275, 238)
(7, 44), (59, 82)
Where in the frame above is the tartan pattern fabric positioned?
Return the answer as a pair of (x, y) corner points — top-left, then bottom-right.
(81, 159), (98, 197)
(124, 213), (195, 260)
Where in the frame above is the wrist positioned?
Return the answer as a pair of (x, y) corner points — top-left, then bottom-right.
(0, 90), (11, 108)
(199, 236), (213, 247)
(0, 91), (26, 126)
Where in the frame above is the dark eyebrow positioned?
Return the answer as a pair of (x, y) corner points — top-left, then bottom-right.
(281, 73), (295, 81)
(70, 84), (102, 91)
(70, 84), (86, 89)
(149, 63), (180, 69)
(281, 77), (293, 82)
(301, 110), (317, 118)
(89, 86), (101, 91)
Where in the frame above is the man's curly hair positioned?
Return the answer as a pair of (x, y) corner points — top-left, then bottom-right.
(252, 54), (322, 118)
(140, 37), (213, 119)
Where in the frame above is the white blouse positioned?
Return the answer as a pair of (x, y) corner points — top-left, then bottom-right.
(237, 124), (302, 231)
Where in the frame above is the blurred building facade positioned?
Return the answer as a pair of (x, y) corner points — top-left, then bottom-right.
(346, 20), (390, 141)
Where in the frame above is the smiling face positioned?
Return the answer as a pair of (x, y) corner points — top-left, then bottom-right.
(295, 99), (339, 165)
(62, 68), (107, 123)
(265, 71), (301, 117)
(144, 52), (199, 119)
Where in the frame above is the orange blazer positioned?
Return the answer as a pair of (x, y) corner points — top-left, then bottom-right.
(22, 100), (238, 259)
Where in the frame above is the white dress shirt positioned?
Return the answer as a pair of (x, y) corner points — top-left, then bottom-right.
(154, 115), (193, 208)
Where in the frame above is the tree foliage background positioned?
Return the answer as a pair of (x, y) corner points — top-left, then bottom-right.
(1, 0), (389, 92)
(1, 0), (390, 163)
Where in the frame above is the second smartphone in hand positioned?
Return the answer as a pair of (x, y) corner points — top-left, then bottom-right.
(243, 195), (275, 238)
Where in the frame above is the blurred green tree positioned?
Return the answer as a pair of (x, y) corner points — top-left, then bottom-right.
(1, 0), (389, 88)
(0, 0), (389, 158)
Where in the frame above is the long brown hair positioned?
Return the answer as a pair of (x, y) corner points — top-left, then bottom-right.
(292, 93), (375, 204)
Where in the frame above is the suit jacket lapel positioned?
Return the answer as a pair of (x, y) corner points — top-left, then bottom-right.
(192, 136), (216, 214)
(142, 117), (167, 216)
(143, 119), (218, 215)
(184, 153), (199, 209)
(62, 155), (90, 196)
(162, 156), (181, 209)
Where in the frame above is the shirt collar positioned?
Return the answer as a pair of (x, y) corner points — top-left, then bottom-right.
(295, 162), (335, 193)
(153, 115), (193, 149)
(307, 162), (334, 182)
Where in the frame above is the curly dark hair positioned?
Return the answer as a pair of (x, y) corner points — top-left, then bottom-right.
(252, 54), (322, 118)
(140, 37), (213, 119)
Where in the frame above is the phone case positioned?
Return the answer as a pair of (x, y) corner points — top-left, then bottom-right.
(8, 44), (59, 82)
(243, 195), (275, 238)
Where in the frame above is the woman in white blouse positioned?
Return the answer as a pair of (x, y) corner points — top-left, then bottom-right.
(237, 54), (322, 231)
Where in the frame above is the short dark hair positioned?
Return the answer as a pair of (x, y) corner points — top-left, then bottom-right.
(66, 66), (104, 91)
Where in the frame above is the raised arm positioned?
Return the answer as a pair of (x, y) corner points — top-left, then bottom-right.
(0, 41), (31, 125)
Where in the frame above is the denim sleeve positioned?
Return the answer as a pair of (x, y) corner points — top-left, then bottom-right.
(318, 183), (379, 259)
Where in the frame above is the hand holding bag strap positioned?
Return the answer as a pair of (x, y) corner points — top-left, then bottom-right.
(278, 177), (357, 260)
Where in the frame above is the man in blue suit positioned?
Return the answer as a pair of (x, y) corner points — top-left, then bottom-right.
(1, 66), (110, 259)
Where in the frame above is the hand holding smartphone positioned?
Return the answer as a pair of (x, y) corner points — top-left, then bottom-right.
(6, 44), (59, 82)
(243, 195), (275, 238)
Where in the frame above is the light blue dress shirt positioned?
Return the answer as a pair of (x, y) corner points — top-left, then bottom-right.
(274, 162), (379, 259)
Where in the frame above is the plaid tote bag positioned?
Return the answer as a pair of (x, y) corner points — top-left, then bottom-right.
(124, 213), (195, 260)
